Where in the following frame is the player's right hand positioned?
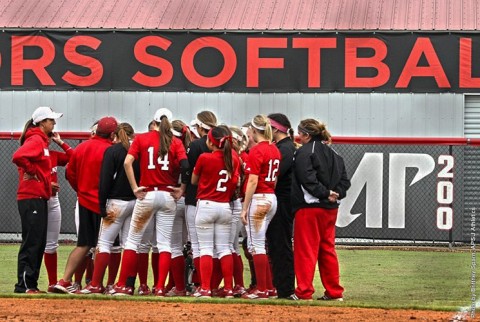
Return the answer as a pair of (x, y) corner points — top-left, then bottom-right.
(134, 186), (147, 200)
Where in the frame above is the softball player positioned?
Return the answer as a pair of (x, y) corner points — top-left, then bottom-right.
(191, 125), (240, 298)
(44, 132), (73, 293)
(79, 123), (138, 294)
(111, 108), (189, 296)
(165, 120), (193, 296)
(240, 115), (281, 300)
(228, 126), (248, 297)
(184, 111), (217, 290)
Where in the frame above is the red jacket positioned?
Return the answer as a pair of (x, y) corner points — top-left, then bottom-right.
(12, 127), (52, 200)
(66, 136), (113, 214)
(50, 142), (73, 196)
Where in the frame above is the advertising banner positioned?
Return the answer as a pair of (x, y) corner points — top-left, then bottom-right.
(2, 31), (480, 92)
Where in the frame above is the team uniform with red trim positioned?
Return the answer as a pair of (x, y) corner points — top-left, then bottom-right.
(243, 141), (281, 297)
(193, 150), (240, 296)
(44, 142), (74, 291)
(113, 130), (187, 295)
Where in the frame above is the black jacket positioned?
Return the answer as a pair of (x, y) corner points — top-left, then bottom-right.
(98, 143), (140, 217)
(291, 138), (350, 213)
(185, 136), (210, 206)
(275, 137), (296, 199)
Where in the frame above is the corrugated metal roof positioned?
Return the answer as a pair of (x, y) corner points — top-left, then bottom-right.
(0, 0), (479, 31)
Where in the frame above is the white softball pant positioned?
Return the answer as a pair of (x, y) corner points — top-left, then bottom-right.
(230, 199), (242, 254)
(195, 200), (233, 259)
(186, 204), (200, 259)
(171, 197), (187, 259)
(245, 193), (277, 255)
(97, 199), (135, 254)
(45, 195), (61, 254)
(124, 190), (176, 254)
(137, 214), (156, 254)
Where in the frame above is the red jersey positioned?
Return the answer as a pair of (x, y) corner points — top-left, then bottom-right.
(128, 131), (187, 189)
(66, 136), (113, 214)
(194, 150), (240, 202)
(244, 141), (281, 194)
(12, 127), (52, 200)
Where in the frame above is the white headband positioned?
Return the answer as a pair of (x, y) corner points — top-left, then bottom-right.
(171, 128), (181, 137)
(195, 118), (211, 130)
(251, 118), (266, 131)
(232, 132), (242, 141)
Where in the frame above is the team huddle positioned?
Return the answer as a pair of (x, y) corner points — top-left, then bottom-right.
(12, 106), (350, 301)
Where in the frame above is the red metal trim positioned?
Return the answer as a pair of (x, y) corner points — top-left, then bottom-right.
(0, 132), (91, 140)
(1, 132), (478, 146)
(331, 137), (469, 146)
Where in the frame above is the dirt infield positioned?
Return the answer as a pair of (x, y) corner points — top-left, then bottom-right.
(0, 298), (469, 321)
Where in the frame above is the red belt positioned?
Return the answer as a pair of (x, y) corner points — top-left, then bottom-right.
(144, 185), (171, 192)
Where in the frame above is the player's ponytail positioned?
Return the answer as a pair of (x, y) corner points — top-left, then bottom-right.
(251, 114), (273, 142)
(19, 119), (35, 146)
(172, 120), (192, 150)
(209, 125), (234, 179)
(159, 117), (173, 158)
(116, 122), (134, 151)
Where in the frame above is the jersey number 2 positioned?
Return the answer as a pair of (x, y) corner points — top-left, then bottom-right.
(147, 146), (169, 170)
(216, 170), (229, 192)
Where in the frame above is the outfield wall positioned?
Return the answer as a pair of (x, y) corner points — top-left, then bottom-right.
(2, 135), (478, 244)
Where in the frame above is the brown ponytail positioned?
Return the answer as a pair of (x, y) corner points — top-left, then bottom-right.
(159, 117), (173, 158)
(115, 123), (134, 151)
(19, 119), (36, 146)
(211, 125), (234, 179)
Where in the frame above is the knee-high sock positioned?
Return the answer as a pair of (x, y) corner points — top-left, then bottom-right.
(74, 256), (88, 285)
(44, 252), (57, 286)
(155, 252), (171, 290)
(200, 255), (212, 291)
(171, 256), (186, 291)
(220, 255), (233, 290)
(117, 249), (138, 287)
(266, 258), (274, 290)
(91, 252), (109, 287)
(137, 253), (149, 285)
(85, 255), (94, 284)
(232, 253), (244, 287)
(107, 252), (121, 286)
(193, 257), (202, 285)
(253, 254), (268, 292)
(151, 252), (159, 287)
(211, 258), (223, 290)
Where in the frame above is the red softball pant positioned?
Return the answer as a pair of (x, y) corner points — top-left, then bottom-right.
(294, 207), (344, 300)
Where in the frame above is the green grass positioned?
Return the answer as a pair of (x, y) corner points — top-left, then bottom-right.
(0, 244), (476, 311)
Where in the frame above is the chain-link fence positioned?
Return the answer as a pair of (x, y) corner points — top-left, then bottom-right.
(1, 136), (478, 246)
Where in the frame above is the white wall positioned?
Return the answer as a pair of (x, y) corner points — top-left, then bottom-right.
(0, 91), (464, 137)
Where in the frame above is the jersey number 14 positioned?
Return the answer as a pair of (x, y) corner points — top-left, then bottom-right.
(147, 146), (169, 170)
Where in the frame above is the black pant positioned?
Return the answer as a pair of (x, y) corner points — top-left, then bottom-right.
(266, 199), (295, 298)
(14, 198), (48, 293)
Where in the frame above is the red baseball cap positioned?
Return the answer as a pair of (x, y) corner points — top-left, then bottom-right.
(96, 116), (118, 135)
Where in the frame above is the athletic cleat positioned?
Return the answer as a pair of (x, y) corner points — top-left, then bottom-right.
(233, 285), (247, 297)
(78, 283), (105, 294)
(47, 284), (56, 293)
(54, 279), (81, 294)
(104, 284), (114, 295)
(241, 289), (268, 300)
(25, 288), (46, 294)
(154, 288), (165, 297)
(111, 284), (134, 296)
(211, 287), (223, 297)
(193, 288), (212, 298)
(223, 289), (234, 299)
(317, 294), (343, 301)
(137, 284), (151, 296)
(267, 289), (278, 299)
(287, 294), (300, 301)
(165, 287), (187, 297)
